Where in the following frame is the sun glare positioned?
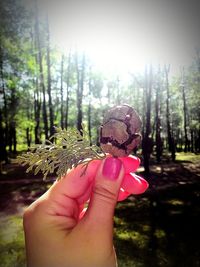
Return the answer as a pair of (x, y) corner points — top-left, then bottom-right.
(46, 0), (199, 79)
(51, 27), (147, 78)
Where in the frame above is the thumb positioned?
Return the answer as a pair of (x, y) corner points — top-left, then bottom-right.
(85, 157), (124, 225)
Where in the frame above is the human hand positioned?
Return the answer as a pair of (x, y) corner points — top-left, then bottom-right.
(23, 156), (148, 267)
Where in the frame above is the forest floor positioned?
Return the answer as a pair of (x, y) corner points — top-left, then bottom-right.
(0, 152), (200, 267)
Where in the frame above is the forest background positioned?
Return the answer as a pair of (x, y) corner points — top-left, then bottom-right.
(0, 0), (200, 164)
(0, 0), (200, 267)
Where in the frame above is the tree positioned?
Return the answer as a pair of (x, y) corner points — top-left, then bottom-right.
(46, 14), (54, 137)
(142, 65), (154, 176)
(0, 107), (8, 165)
(0, 45), (9, 149)
(75, 52), (85, 132)
(64, 51), (71, 130)
(88, 66), (92, 145)
(165, 64), (176, 161)
(34, 0), (48, 139)
(60, 54), (64, 129)
(155, 67), (163, 162)
(180, 68), (189, 152)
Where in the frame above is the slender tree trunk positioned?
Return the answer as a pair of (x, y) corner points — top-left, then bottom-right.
(155, 67), (162, 162)
(9, 121), (17, 154)
(88, 66), (92, 145)
(60, 54), (64, 129)
(116, 76), (120, 105)
(9, 86), (17, 154)
(191, 129), (194, 153)
(198, 56), (200, 152)
(165, 64), (176, 161)
(35, 0), (48, 139)
(107, 84), (111, 104)
(0, 110), (8, 165)
(76, 53), (85, 132)
(180, 68), (188, 152)
(65, 52), (71, 129)
(146, 66), (152, 137)
(142, 65), (153, 177)
(34, 79), (41, 143)
(31, 27), (41, 144)
(26, 128), (32, 147)
(46, 15), (54, 137)
(0, 47), (8, 148)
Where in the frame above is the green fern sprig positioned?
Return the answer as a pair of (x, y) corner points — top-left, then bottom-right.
(16, 127), (106, 180)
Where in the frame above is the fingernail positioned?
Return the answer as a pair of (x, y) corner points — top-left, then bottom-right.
(102, 157), (122, 180)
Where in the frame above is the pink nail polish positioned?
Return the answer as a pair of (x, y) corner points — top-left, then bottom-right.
(102, 157), (122, 180)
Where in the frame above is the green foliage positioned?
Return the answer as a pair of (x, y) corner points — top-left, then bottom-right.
(16, 127), (106, 180)
(0, 0), (200, 158)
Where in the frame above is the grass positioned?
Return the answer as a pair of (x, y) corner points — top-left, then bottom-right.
(176, 152), (200, 162)
(1, 195), (200, 267)
(0, 214), (26, 267)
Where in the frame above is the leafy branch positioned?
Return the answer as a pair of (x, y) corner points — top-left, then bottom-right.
(16, 127), (106, 180)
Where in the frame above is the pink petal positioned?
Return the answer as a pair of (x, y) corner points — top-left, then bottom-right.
(118, 188), (131, 201)
(121, 173), (149, 194)
(120, 155), (141, 173)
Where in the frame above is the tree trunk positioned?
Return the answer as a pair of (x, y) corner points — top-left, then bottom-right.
(34, 79), (41, 143)
(60, 54), (64, 129)
(9, 121), (17, 154)
(76, 53), (85, 132)
(0, 110), (8, 165)
(88, 66), (92, 145)
(165, 64), (176, 161)
(35, 0), (48, 139)
(191, 129), (194, 153)
(116, 76), (120, 105)
(142, 65), (153, 177)
(30, 25), (41, 144)
(180, 68), (188, 152)
(46, 15), (54, 137)
(8, 85), (18, 154)
(155, 67), (162, 162)
(26, 128), (32, 147)
(0, 47), (9, 148)
(65, 51), (71, 130)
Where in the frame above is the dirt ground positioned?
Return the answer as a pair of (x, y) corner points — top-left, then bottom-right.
(0, 154), (200, 267)
(0, 157), (200, 215)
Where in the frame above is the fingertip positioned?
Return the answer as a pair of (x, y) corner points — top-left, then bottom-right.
(121, 173), (149, 195)
(84, 159), (102, 182)
(117, 188), (131, 201)
(120, 155), (140, 173)
(131, 173), (149, 193)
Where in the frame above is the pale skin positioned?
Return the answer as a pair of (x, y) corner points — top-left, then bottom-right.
(23, 157), (125, 267)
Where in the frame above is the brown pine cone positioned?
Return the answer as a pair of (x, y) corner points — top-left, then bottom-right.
(99, 104), (142, 157)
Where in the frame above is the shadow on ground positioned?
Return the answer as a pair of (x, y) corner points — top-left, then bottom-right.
(0, 157), (200, 267)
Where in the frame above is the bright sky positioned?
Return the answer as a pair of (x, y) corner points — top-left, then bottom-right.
(42, 0), (200, 76)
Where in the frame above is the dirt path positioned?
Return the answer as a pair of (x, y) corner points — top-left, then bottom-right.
(0, 159), (200, 267)
(0, 159), (199, 215)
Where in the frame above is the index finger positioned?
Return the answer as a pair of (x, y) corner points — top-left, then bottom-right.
(49, 159), (101, 203)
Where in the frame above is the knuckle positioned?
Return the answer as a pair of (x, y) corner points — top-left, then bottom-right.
(23, 199), (46, 226)
(93, 184), (117, 204)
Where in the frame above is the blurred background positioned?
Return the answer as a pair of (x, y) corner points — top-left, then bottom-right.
(0, 0), (200, 266)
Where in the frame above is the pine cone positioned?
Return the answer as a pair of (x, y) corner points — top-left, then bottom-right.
(100, 104), (142, 157)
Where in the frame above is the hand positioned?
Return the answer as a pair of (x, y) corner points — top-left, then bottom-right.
(23, 156), (148, 267)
